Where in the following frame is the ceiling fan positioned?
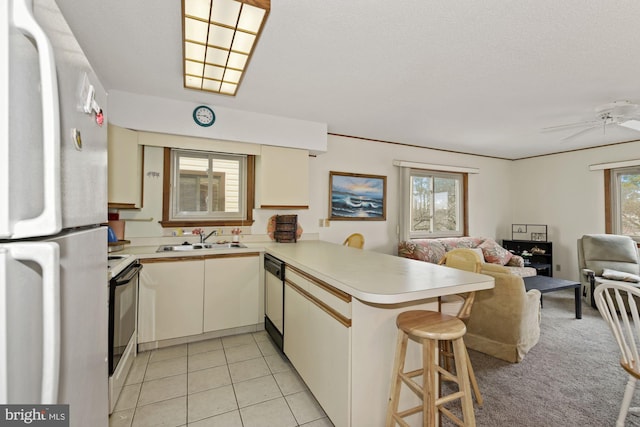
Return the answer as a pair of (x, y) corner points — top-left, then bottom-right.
(542, 100), (640, 141)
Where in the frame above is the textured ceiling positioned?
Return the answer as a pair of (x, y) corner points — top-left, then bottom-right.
(56, 0), (640, 159)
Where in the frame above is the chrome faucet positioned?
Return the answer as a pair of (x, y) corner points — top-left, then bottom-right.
(200, 230), (216, 243)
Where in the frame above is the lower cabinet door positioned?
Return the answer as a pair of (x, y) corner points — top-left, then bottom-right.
(138, 259), (204, 343)
(283, 284), (309, 375)
(203, 254), (260, 332)
(283, 283), (351, 427)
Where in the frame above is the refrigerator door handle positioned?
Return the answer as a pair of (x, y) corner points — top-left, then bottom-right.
(6, 0), (61, 239)
(0, 249), (7, 402)
(7, 243), (60, 404)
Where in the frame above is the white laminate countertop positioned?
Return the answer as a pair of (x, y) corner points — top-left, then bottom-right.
(119, 240), (494, 305)
(261, 241), (494, 304)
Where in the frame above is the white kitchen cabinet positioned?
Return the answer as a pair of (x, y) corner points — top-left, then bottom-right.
(283, 266), (351, 427)
(108, 123), (143, 209)
(203, 253), (260, 332)
(255, 145), (309, 209)
(138, 258), (204, 343)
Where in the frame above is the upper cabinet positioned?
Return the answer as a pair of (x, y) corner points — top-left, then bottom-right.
(255, 145), (309, 209)
(108, 123), (143, 209)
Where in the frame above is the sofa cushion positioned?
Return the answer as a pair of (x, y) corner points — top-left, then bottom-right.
(479, 238), (513, 265)
(398, 237), (537, 276)
(469, 247), (486, 262)
(397, 240), (446, 264)
(602, 268), (640, 283)
(506, 255), (525, 267)
(438, 237), (484, 251)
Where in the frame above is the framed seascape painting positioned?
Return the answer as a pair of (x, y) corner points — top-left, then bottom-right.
(329, 171), (386, 221)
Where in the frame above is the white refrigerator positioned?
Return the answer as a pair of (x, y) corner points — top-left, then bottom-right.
(1, 0), (109, 425)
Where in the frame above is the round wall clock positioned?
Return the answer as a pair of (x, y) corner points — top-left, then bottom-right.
(193, 105), (215, 127)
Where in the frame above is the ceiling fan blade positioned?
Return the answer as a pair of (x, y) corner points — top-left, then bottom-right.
(541, 120), (600, 132)
(560, 124), (600, 141)
(616, 119), (640, 132)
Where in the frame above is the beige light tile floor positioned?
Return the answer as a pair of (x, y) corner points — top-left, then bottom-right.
(109, 331), (334, 427)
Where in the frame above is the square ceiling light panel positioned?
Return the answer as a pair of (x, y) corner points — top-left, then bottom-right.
(183, 0), (270, 96)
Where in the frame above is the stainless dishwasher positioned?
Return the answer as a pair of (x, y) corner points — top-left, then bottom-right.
(264, 253), (285, 350)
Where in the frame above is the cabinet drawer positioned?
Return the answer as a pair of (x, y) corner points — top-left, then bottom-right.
(285, 265), (351, 323)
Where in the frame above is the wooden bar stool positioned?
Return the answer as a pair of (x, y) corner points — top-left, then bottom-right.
(386, 310), (476, 427)
(438, 249), (485, 406)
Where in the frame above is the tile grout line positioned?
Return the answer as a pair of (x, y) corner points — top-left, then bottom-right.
(120, 333), (330, 427)
(129, 352), (150, 427)
(185, 345), (190, 427)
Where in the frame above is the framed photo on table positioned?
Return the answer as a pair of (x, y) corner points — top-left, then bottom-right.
(511, 223), (547, 241)
(329, 171), (386, 221)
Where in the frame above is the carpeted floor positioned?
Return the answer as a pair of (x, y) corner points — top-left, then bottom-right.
(457, 289), (640, 427)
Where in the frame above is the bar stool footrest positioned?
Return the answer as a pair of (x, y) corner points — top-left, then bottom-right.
(440, 406), (466, 427)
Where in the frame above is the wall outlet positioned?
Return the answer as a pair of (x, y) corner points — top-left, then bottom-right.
(324, 218), (330, 227)
(318, 219), (324, 227)
(556, 264), (561, 271)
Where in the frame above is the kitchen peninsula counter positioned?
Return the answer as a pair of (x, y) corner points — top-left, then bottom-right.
(261, 240), (494, 304)
(260, 241), (493, 427)
(121, 240), (493, 427)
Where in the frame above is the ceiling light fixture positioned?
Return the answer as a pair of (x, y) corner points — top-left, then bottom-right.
(182, 0), (270, 96)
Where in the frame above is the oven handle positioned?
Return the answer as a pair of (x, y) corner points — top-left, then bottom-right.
(113, 264), (142, 286)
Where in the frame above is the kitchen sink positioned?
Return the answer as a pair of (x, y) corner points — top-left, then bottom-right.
(156, 242), (247, 252)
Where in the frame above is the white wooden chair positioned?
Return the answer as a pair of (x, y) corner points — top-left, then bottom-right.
(594, 282), (640, 427)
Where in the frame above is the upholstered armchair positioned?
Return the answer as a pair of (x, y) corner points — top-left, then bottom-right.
(577, 234), (640, 308)
(464, 265), (541, 363)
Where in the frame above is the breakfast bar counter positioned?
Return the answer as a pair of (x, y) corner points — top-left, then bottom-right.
(261, 240), (494, 304)
(259, 241), (494, 427)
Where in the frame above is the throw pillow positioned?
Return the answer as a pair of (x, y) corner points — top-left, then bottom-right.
(506, 255), (525, 267)
(479, 238), (513, 265)
(469, 247), (486, 263)
(602, 268), (640, 283)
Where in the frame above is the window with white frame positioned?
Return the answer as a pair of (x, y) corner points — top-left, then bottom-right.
(610, 166), (640, 240)
(400, 168), (466, 239)
(170, 149), (247, 221)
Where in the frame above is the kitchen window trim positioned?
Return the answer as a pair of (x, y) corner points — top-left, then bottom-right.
(160, 147), (255, 227)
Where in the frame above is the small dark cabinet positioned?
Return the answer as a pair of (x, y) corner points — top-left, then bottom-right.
(502, 240), (553, 277)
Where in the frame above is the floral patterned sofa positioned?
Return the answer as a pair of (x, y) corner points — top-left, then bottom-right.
(398, 236), (537, 277)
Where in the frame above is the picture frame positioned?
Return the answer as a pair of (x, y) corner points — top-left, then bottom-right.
(528, 224), (548, 242)
(511, 223), (548, 241)
(512, 224), (527, 233)
(512, 224), (528, 240)
(329, 171), (386, 221)
(531, 232), (546, 241)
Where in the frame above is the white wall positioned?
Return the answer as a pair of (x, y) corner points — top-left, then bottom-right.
(108, 91), (328, 153)
(309, 135), (514, 253)
(113, 89), (640, 279)
(510, 140), (640, 281)
(123, 134), (514, 255)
